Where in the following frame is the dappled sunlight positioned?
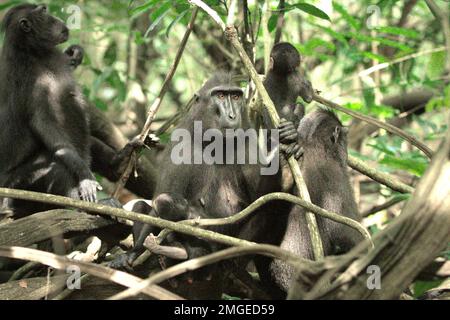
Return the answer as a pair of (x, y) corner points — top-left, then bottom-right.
(0, 0), (448, 303)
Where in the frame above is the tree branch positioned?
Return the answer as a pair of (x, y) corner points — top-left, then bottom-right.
(274, 0), (286, 44)
(109, 244), (313, 300)
(0, 246), (182, 300)
(348, 156), (414, 194)
(0, 188), (255, 248)
(0, 188), (370, 248)
(361, 196), (406, 217)
(289, 115), (450, 299)
(312, 92), (433, 158)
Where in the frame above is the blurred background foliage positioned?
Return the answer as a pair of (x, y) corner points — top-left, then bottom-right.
(0, 0), (449, 296)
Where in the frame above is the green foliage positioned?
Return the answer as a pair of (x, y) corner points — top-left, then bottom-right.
(333, 1), (362, 30)
(366, 131), (430, 177)
(166, 9), (189, 38)
(413, 280), (444, 298)
(290, 2), (331, 21)
(267, 14), (278, 33)
(0, 0), (448, 299)
(145, 1), (172, 37)
(129, 0), (161, 17)
(425, 85), (450, 112)
(375, 26), (420, 39)
(427, 51), (446, 79)
(103, 41), (118, 66)
(379, 155), (427, 177)
(0, 1), (21, 11)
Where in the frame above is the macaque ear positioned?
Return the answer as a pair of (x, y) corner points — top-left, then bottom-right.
(19, 18), (31, 33)
(332, 126), (341, 144)
(269, 57), (274, 70)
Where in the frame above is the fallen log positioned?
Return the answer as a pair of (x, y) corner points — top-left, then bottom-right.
(0, 275), (66, 300)
(0, 210), (113, 247)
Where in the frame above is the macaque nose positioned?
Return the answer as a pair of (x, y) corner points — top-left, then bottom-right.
(227, 104), (236, 120)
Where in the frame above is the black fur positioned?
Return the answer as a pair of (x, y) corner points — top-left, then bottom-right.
(110, 73), (257, 281)
(64, 44), (84, 70)
(264, 109), (364, 296)
(0, 4), (99, 218)
(63, 43), (158, 198)
(263, 42), (313, 159)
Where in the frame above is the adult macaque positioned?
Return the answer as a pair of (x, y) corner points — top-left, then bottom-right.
(263, 109), (364, 297)
(0, 4), (100, 218)
(110, 73), (260, 285)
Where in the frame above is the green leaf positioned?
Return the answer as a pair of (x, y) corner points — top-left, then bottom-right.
(174, 1), (190, 14)
(376, 26), (419, 39)
(157, 132), (171, 145)
(347, 32), (413, 52)
(134, 31), (146, 46)
(93, 98), (108, 111)
(344, 102), (364, 111)
(367, 142), (397, 156)
(368, 104), (396, 118)
(379, 156), (427, 177)
(427, 51), (446, 79)
(314, 25), (348, 45)
(103, 41), (117, 66)
(445, 85), (450, 108)
(299, 38), (335, 56)
(267, 14), (278, 33)
(333, 1), (361, 30)
(145, 2), (172, 37)
(129, 0), (161, 17)
(292, 2), (331, 21)
(425, 86), (450, 112)
(413, 280), (444, 298)
(361, 51), (388, 63)
(166, 9), (189, 38)
(425, 97), (443, 112)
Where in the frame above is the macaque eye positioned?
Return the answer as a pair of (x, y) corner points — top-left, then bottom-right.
(217, 92), (225, 100)
(232, 94), (240, 101)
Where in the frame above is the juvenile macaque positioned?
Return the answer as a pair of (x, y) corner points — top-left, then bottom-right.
(263, 42), (314, 158)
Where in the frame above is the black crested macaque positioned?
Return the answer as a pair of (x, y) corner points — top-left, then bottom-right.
(0, 4), (100, 218)
(110, 73), (256, 280)
(234, 43), (317, 267)
(266, 42), (314, 107)
(263, 42), (314, 159)
(63, 43), (158, 198)
(265, 109), (364, 296)
(64, 44), (84, 70)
